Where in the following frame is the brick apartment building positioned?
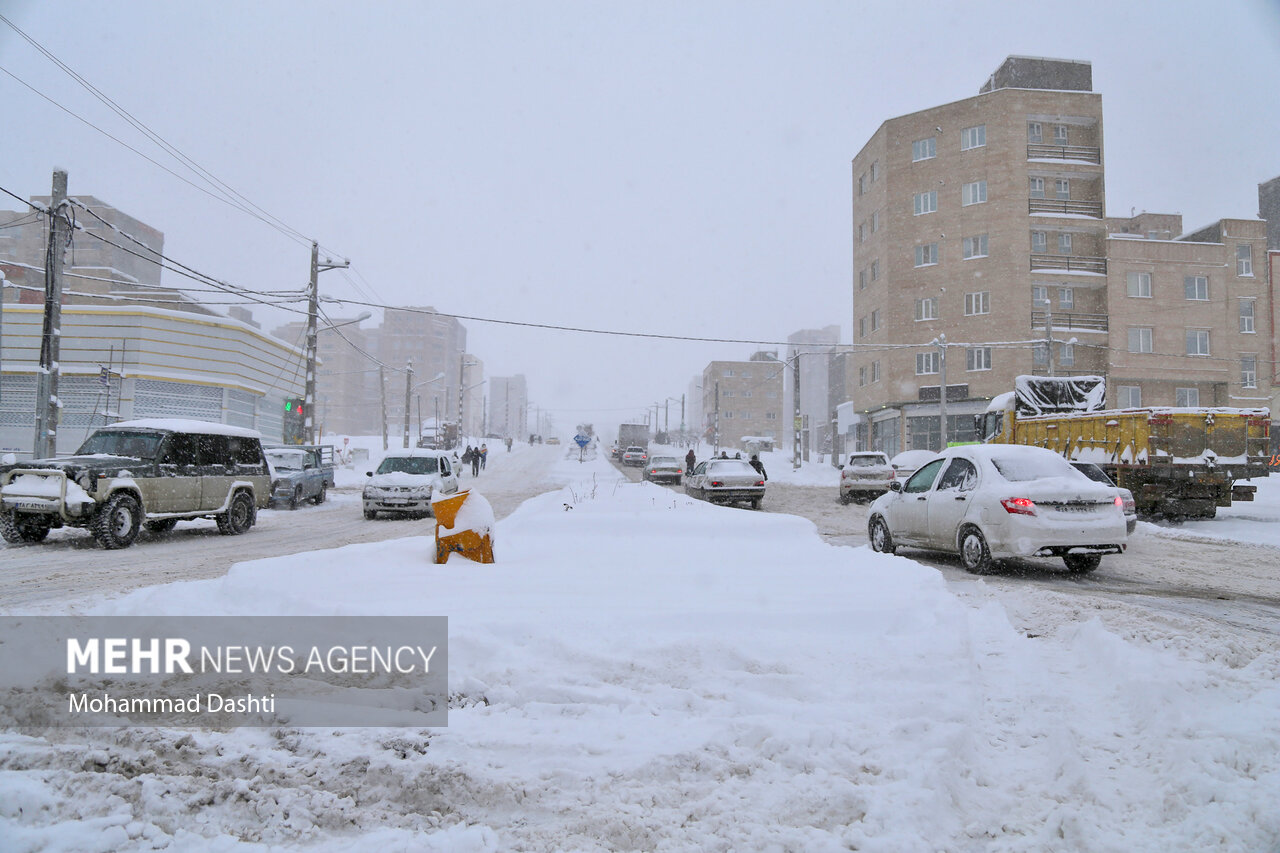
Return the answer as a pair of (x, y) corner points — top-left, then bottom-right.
(700, 352), (784, 450)
(849, 56), (1274, 455)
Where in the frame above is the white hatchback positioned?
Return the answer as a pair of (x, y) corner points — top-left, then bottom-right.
(867, 444), (1127, 574)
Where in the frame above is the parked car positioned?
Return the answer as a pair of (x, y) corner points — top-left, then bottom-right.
(547, 437), (561, 445)
(621, 446), (648, 467)
(839, 451), (896, 503)
(889, 449), (938, 484)
(1071, 461), (1138, 535)
(363, 449), (459, 519)
(0, 419), (269, 549)
(265, 446), (330, 509)
(685, 458), (766, 509)
(866, 444), (1127, 574)
(643, 456), (683, 484)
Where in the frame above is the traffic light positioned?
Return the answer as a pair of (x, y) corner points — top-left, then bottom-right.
(283, 397), (305, 444)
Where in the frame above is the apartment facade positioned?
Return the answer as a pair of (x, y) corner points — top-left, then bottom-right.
(849, 56), (1273, 455)
(785, 326), (841, 461)
(700, 352), (784, 450)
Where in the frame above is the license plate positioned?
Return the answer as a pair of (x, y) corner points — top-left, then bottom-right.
(384, 499), (409, 506)
(12, 499), (52, 510)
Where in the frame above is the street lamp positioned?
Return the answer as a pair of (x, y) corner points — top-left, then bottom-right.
(459, 358), (480, 444)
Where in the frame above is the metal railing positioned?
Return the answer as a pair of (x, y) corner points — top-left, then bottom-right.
(1027, 143), (1101, 163)
(1029, 254), (1107, 274)
(1028, 198), (1103, 218)
(1031, 310), (1108, 331)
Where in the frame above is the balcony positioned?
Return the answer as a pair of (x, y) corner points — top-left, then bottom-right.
(1026, 143), (1101, 163)
(1030, 254), (1107, 274)
(1031, 311), (1108, 332)
(1028, 198), (1103, 218)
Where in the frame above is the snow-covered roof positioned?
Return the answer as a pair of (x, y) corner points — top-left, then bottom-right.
(106, 418), (263, 438)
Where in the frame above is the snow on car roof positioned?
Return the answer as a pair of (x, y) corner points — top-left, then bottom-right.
(381, 448), (451, 458)
(105, 418), (263, 438)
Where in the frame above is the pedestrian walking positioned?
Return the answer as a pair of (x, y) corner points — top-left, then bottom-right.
(685, 448), (696, 473)
(480, 443), (488, 470)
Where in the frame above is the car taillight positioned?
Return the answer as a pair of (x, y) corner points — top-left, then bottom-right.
(710, 480), (723, 487)
(649, 469), (657, 474)
(1001, 497), (1037, 516)
(676, 469), (683, 474)
(754, 480), (765, 487)
(1113, 495), (1123, 509)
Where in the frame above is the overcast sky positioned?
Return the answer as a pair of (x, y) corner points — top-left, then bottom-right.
(3, 0), (1279, 434)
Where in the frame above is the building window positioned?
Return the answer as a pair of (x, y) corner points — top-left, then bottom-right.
(916, 351), (939, 375)
(765, 411), (777, 420)
(914, 297), (938, 320)
(913, 190), (938, 215)
(1058, 233), (1072, 254)
(1176, 387), (1199, 407)
(859, 366), (867, 387)
(1240, 299), (1256, 333)
(870, 160), (879, 182)
(1126, 271), (1152, 298)
(870, 260), (879, 281)
(966, 346), (992, 371)
(1032, 285), (1049, 306)
(871, 211), (879, 232)
(965, 291), (990, 315)
(1242, 355), (1257, 389)
(870, 309), (881, 331)
(1027, 122), (1042, 143)
(962, 234), (988, 259)
(961, 180), (987, 206)
(1118, 385), (1141, 408)
(914, 243), (939, 267)
(858, 317), (866, 338)
(1237, 244), (1253, 276)
(912, 137), (936, 161)
(1184, 275), (1209, 301)
(871, 360), (881, 382)
(858, 173), (866, 195)
(961, 125), (986, 150)
(723, 389), (735, 398)
(742, 390), (752, 398)
(1058, 287), (1074, 310)
(858, 222), (866, 243)
(1186, 329), (1210, 356)
(725, 369), (735, 377)
(1128, 327), (1153, 353)
(1059, 342), (1075, 366)
(1053, 124), (1068, 144)
(859, 269), (867, 290)
(1029, 177), (1045, 198)
(1033, 342), (1049, 365)
(723, 411), (734, 419)
(1031, 231), (1047, 253)
(1055, 178), (1070, 199)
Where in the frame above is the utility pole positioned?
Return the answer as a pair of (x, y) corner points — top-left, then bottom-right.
(792, 355), (802, 470)
(33, 170), (69, 459)
(305, 241), (349, 445)
(1045, 308), (1056, 377)
(458, 358), (467, 444)
(402, 359), (414, 449)
(936, 335), (948, 451)
(713, 381), (720, 455)
(379, 365), (388, 451)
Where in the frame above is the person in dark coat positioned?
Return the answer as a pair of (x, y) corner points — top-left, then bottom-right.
(684, 449), (696, 473)
(469, 445), (480, 476)
(461, 446), (474, 476)
(749, 453), (768, 481)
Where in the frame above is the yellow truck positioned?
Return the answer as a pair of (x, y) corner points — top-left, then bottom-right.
(978, 376), (1271, 519)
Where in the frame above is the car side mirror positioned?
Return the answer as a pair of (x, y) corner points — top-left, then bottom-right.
(888, 481), (902, 492)
(838, 464), (844, 471)
(365, 471), (373, 477)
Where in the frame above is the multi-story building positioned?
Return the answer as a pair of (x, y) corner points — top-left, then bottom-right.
(849, 56), (1273, 455)
(700, 352), (784, 450)
(271, 316), (378, 437)
(786, 326), (840, 461)
(489, 375), (528, 440)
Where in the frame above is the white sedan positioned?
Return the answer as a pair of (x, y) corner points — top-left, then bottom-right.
(866, 444), (1127, 574)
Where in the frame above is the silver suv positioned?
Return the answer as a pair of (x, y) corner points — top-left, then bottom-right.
(0, 419), (271, 549)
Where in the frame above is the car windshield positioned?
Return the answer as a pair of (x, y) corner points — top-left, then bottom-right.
(376, 456), (439, 475)
(651, 457), (677, 465)
(1071, 463), (1113, 485)
(707, 460), (755, 475)
(989, 452), (1078, 482)
(847, 455), (887, 467)
(626, 447), (644, 453)
(76, 430), (164, 460)
(266, 450), (306, 471)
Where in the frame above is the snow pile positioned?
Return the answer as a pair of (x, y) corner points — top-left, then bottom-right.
(2, 475), (1278, 849)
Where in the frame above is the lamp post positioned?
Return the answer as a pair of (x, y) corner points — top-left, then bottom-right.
(459, 358), (480, 444)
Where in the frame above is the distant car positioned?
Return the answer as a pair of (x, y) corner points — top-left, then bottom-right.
(547, 437), (561, 445)
(867, 444), (1127, 574)
(643, 456), (683, 484)
(621, 446), (648, 467)
(685, 458), (766, 509)
(889, 449), (939, 484)
(363, 449), (459, 519)
(838, 451), (896, 503)
(1071, 462), (1137, 535)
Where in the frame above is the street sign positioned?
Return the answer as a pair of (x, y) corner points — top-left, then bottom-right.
(574, 433), (590, 448)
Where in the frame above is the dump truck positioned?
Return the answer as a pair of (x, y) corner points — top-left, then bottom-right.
(977, 375), (1270, 519)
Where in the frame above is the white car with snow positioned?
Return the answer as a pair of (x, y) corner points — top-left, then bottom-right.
(838, 451), (896, 503)
(363, 449), (459, 519)
(866, 444), (1128, 574)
